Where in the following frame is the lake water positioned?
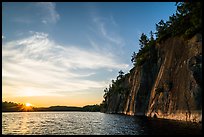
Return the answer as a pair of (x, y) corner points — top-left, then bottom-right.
(2, 112), (202, 135)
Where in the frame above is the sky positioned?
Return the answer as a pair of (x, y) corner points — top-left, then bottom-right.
(2, 2), (177, 107)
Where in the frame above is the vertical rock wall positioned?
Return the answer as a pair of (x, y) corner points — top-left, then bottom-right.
(104, 34), (202, 123)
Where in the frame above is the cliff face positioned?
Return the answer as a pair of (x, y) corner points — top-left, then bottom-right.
(104, 34), (202, 123)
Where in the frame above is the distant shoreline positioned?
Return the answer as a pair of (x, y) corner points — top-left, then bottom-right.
(2, 109), (101, 112)
(2, 101), (101, 112)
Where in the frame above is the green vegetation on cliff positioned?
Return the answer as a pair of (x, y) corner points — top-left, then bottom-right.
(156, 2), (201, 41)
(131, 2), (202, 68)
(101, 2), (202, 113)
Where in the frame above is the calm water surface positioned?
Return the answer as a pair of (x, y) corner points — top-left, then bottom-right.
(2, 112), (202, 135)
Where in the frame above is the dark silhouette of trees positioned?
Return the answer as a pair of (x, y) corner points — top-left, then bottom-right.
(83, 104), (100, 112)
(131, 52), (137, 65)
(2, 101), (102, 112)
(155, 19), (169, 41)
(101, 71), (130, 111)
(150, 31), (154, 41)
(2, 101), (33, 112)
(155, 2), (202, 41)
(103, 88), (109, 100)
(139, 33), (149, 48)
(101, 2), (202, 112)
(132, 2), (201, 67)
(117, 70), (124, 80)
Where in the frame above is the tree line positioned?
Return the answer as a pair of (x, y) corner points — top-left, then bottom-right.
(101, 2), (202, 111)
(2, 101), (101, 112)
(131, 2), (201, 67)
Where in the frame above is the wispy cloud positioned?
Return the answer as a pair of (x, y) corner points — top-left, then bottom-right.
(2, 32), (128, 97)
(13, 17), (33, 24)
(110, 15), (118, 27)
(93, 17), (124, 46)
(42, 20), (48, 24)
(87, 13), (130, 71)
(10, 2), (60, 25)
(37, 2), (60, 24)
(2, 35), (5, 39)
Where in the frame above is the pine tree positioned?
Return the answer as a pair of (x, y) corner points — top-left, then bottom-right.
(139, 33), (149, 48)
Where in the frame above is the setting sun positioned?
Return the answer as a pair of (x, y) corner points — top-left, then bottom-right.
(25, 103), (32, 107)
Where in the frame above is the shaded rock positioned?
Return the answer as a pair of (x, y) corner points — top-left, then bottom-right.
(103, 33), (202, 123)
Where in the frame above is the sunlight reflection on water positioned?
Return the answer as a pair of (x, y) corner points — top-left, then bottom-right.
(2, 112), (201, 135)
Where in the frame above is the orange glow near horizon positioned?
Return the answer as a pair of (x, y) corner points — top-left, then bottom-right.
(3, 95), (103, 107)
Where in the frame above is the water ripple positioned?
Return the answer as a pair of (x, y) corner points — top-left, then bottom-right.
(2, 112), (201, 135)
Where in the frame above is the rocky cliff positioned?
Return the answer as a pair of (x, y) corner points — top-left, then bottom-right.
(103, 33), (202, 123)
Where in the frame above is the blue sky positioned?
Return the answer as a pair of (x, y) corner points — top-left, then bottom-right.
(2, 2), (177, 107)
